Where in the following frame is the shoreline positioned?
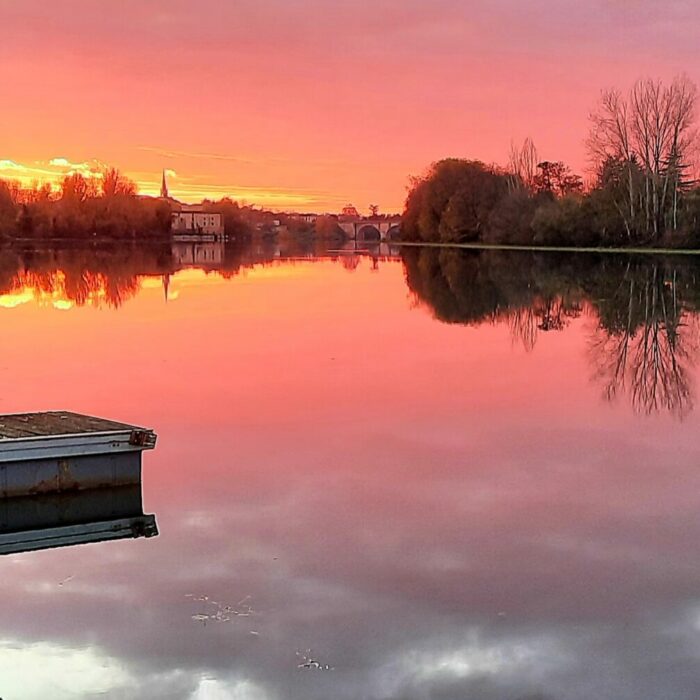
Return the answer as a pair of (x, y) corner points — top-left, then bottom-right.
(3, 234), (700, 257)
(392, 241), (700, 256)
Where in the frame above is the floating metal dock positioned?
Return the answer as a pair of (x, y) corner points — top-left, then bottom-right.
(0, 411), (157, 497)
(0, 411), (159, 554)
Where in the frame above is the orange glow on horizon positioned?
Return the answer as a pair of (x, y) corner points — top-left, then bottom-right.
(0, 159), (330, 211)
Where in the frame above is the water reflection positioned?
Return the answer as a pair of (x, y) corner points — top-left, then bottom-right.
(1, 245), (700, 698)
(403, 247), (700, 417)
(0, 485), (157, 555)
(2, 242), (700, 419)
(0, 239), (400, 309)
(588, 264), (699, 418)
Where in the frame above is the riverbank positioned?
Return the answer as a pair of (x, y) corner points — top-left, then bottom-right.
(393, 240), (700, 256)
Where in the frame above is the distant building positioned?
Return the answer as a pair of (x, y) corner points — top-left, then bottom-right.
(341, 204), (360, 219)
(159, 171), (225, 237)
(171, 205), (224, 236)
(293, 213), (318, 224)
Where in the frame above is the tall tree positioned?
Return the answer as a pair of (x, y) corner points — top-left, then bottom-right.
(101, 168), (136, 198)
(60, 173), (95, 203)
(588, 75), (698, 238)
(508, 137), (539, 192)
(533, 161), (583, 197)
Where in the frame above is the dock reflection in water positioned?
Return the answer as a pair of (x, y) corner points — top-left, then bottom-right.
(0, 484), (157, 555)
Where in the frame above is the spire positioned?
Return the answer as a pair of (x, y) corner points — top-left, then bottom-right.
(160, 170), (169, 199)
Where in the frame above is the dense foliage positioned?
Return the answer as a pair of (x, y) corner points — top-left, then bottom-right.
(0, 170), (173, 239)
(402, 76), (700, 248)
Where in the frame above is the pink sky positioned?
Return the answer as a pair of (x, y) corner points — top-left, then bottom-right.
(1, 0), (699, 212)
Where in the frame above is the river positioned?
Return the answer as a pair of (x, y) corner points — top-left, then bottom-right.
(1, 240), (699, 699)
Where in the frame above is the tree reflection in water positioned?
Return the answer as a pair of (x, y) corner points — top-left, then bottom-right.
(0, 239), (394, 309)
(508, 298), (584, 350)
(2, 240), (699, 417)
(402, 247), (700, 417)
(0, 241), (174, 309)
(589, 264), (698, 418)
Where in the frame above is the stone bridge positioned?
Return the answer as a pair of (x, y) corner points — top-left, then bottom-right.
(337, 218), (402, 241)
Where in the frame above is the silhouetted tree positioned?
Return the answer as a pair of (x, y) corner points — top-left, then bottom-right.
(508, 137), (539, 192)
(533, 161), (583, 197)
(314, 215), (343, 239)
(588, 75), (698, 239)
(402, 160), (510, 243)
(101, 168), (136, 198)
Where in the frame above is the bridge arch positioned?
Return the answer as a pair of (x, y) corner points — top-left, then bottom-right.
(386, 225), (401, 240)
(357, 225), (381, 242)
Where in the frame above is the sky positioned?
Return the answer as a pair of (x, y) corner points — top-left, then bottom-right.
(1, 0), (699, 213)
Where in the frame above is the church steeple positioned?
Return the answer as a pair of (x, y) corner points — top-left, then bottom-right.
(160, 170), (169, 199)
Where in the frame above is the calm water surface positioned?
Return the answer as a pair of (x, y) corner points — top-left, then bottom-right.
(1, 242), (700, 699)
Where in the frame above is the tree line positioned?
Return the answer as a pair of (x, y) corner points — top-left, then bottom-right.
(0, 169), (176, 239)
(402, 75), (700, 248)
(0, 170), (352, 242)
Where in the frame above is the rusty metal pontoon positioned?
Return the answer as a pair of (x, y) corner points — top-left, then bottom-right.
(0, 411), (156, 462)
(0, 411), (157, 498)
(0, 411), (159, 554)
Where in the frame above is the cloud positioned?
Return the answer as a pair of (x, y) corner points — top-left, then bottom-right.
(138, 146), (253, 165)
(44, 158), (105, 176)
(0, 157), (110, 189)
(0, 639), (131, 699)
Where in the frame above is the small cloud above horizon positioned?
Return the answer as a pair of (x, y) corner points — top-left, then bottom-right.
(0, 157), (109, 187)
